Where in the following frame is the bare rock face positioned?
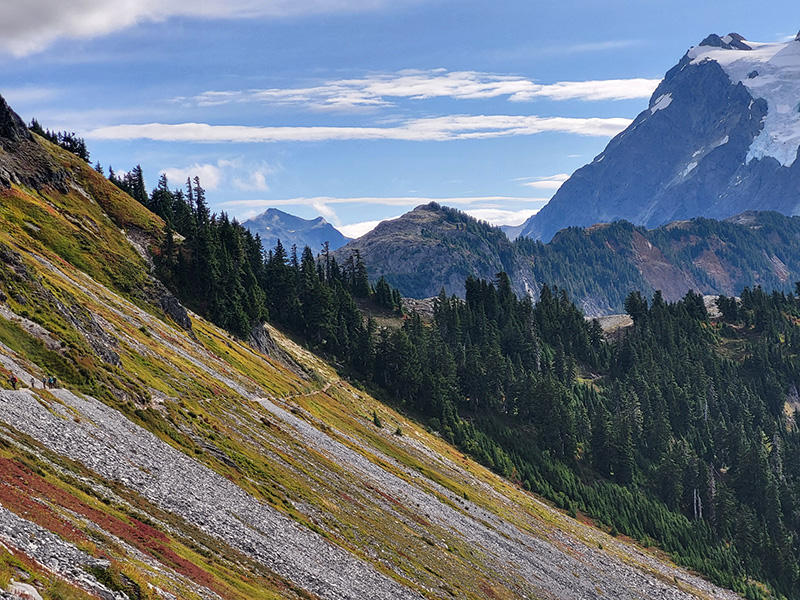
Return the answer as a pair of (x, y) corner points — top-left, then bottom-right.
(158, 292), (193, 331)
(0, 93), (69, 192)
(249, 323), (308, 378)
(0, 95), (31, 144)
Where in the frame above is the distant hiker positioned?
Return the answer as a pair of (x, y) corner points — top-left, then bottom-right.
(41, 376), (46, 388)
(30, 378), (34, 388)
(52, 377), (58, 389)
(9, 374), (16, 390)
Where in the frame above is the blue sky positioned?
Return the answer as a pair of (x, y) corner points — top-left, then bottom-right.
(1, 1), (797, 237)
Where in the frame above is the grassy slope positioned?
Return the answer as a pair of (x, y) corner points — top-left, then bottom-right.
(0, 138), (740, 599)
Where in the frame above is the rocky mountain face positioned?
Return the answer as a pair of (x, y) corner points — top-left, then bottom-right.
(520, 32), (800, 242)
(0, 94), (740, 599)
(243, 207), (350, 253)
(345, 202), (800, 314)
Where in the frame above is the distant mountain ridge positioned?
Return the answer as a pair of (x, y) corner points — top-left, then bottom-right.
(243, 207), (350, 252)
(342, 203), (800, 314)
(519, 32), (800, 242)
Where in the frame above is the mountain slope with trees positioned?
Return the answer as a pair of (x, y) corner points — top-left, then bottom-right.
(342, 202), (800, 314)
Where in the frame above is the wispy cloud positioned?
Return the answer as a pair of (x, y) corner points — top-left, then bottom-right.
(464, 208), (540, 227)
(0, 0), (412, 56)
(175, 70), (660, 111)
(488, 39), (645, 62)
(221, 196), (549, 208)
(87, 114), (632, 143)
(338, 218), (400, 238)
(557, 40), (646, 54)
(512, 79), (659, 102)
(162, 162), (223, 190)
(161, 158), (278, 191)
(519, 173), (570, 190)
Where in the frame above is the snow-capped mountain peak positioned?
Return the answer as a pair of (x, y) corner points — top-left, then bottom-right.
(516, 31), (800, 242)
(689, 35), (800, 166)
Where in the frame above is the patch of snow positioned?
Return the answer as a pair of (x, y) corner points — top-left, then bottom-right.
(682, 161), (699, 177)
(650, 93), (673, 113)
(682, 136), (728, 179)
(689, 38), (800, 166)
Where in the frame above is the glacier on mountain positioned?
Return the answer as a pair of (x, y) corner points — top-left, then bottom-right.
(517, 32), (800, 242)
(689, 37), (800, 167)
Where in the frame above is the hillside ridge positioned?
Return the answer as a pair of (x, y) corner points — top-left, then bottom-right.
(344, 202), (800, 314)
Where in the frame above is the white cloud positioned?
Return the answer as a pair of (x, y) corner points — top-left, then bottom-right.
(511, 79), (660, 102)
(0, 0), (409, 56)
(178, 71), (659, 111)
(88, 114), (631, 143)
(161, 162), (222, 189)
(232, 162), (276, 192)
(520, 173), (570, 190)
(311, 200), (340, 226)
(219, 196), (549, 211)
(464, 208), (540, 227)
(338, 217), (401, 238)
(161, 158), (277, 192)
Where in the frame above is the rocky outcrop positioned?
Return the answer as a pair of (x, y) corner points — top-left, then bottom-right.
(249, 322), (307, 378)
(158, 291), (193, 331)
(0, 94), (69, 193)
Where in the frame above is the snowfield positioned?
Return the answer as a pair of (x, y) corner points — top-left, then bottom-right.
(689, 37), (800, 166)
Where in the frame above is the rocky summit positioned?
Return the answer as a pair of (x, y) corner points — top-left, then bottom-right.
(520, 32), (800, 242)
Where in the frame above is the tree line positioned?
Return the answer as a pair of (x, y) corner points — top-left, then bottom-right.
(29, 119), (90, 163)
